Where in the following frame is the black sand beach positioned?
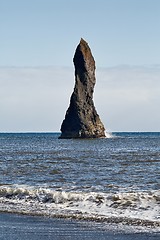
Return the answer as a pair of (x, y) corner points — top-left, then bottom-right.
(0, 213), (159, 240)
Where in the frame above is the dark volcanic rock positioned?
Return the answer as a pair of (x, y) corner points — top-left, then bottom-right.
(59, 38), (105, 138)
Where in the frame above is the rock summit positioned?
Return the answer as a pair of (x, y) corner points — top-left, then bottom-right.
(59, 38), (105, 138)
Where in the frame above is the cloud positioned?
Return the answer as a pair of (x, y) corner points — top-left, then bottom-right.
(0, 67), (74, 132)
(0, 65), (160, 132)
(95, 65), (160, 131)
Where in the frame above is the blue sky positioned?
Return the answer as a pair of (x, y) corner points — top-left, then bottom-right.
(1, 0), (160, 67)
(0, 0), (160, 132)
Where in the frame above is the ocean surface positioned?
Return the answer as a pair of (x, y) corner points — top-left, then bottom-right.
(0, 132), (159, 233)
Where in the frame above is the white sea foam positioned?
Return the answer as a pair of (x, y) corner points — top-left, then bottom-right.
(0, 184), (159, 230)
(105, 131), (114, 138)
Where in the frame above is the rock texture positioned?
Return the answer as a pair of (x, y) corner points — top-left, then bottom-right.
(59, 38), (105, 138)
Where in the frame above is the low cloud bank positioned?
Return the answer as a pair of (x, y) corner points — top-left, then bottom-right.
(0, 65), (160, 132)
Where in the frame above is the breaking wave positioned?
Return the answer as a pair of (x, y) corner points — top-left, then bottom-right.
(105, 131), (114, 138)
(0, 185), (159, 229)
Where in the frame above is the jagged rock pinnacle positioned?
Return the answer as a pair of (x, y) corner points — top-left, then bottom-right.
(59, 38), (105, 138)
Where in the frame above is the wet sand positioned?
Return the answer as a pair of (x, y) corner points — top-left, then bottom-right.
(0, 213), (159, 240)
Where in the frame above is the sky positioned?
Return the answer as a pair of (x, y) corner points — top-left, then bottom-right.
(0, 0), (160, 132)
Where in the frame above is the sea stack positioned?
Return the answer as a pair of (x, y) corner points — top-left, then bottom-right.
(59, 38), (105, 139)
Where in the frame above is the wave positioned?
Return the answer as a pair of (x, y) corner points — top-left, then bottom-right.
(105, 131), (114, 138)
(0, 185), (159, 229)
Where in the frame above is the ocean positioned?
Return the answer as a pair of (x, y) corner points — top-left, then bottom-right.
(0, 132), (159, 233)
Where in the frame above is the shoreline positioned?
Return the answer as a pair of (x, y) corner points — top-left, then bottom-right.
(0, 212), (160, 240)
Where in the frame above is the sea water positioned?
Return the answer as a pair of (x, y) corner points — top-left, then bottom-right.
(0, 132), (159, 232)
